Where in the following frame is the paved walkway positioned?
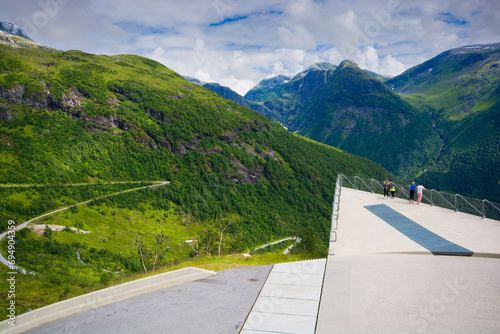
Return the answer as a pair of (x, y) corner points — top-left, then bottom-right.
(3, 187), (500, 333)
(241, 259), (326, 334)
(316, 188), (500, 334)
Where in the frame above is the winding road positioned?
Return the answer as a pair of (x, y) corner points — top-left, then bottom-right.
(253, 237), (301, 254)
(0, 181), (169, 273)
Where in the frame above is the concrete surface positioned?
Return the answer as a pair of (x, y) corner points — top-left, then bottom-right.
(241, 259), (326, 334)
(316, 187), (500, 334)
(0, 267), (216, 334)
(330, 188), (500, 257)
(21, 265), (271, 334)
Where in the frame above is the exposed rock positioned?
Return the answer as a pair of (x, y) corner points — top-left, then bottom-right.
(23, 93), (48, 109)
(135, 136), (158, 150)
(0, 19), (33, 41)
(226, 157), (263, 185)
(167, 92), (186, 99)
(260, 150), (279, 161)
(199, 147), (221, 154)
(0, 84), (24, 104)
(62, 86), (84, 108)
(158, 136), (172, 151)
(0, 111), (15, 121)
(175, 137), (199, 156)
(146, 108), (164, 122)
(82, 114), (129, 130)
(218, 133), (236, 143)
(106, 96), (119, 107)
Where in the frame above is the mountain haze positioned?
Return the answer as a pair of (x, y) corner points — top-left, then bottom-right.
(183, 77), (272, 117)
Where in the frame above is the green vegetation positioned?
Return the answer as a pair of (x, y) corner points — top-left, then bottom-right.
(385, 44), (500, 199)
(0, 41), (390, 317)
(243, 45), (500, 200)
(245, 60), (442, 178)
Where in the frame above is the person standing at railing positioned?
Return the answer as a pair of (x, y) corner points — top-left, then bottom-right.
(383, 180), (390, 199)
(417, 183), (426, 204)
(409, 182), (417, 204)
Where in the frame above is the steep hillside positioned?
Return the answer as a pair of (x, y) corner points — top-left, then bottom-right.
(245, 60), (441, 177)
(385, 43), (500, 199)
(0, 40), (390, 252)
(385, 43), (500, 122)
(418, 98), (500, 199)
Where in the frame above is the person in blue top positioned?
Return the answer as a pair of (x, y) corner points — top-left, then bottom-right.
(409, 182), (417, 204)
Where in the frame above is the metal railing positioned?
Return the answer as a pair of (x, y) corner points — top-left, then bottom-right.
(329, 175), (342, 255)
(339, 175), (500, 221)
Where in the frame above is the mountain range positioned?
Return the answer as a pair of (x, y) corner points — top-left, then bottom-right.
(189, 44), (500, 200)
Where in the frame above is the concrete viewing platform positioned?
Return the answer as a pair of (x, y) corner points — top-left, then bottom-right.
(316, 187), (500, 334)
(2, 187), (499, 333)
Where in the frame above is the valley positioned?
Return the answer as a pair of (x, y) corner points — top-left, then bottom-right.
(193, 43), (500, 200)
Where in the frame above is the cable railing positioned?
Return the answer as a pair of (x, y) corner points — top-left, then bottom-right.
(338, 175), (500, 221)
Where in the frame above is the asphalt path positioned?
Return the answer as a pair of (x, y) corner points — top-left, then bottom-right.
(24, 265), (273, 334)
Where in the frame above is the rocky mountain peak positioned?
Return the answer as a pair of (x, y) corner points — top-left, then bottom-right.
(0, 19), (33, 41)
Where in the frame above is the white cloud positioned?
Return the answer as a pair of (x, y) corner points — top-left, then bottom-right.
(0, 0), (498, 95)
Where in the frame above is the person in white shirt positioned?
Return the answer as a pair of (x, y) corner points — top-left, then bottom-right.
(416, 183), (426, 204)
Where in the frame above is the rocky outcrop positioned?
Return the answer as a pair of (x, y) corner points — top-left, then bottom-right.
(167, 92), (186, 99)
(0, 84), (86, 112)
(0, 111), (15, 121)
(62, 86), (84, 108)
(0, 84), (24, 104)
(146, 108), (164, 122)
(81, 114), (129, 130)
(175, 137), (199, 156)
(226, 157), (263, 185)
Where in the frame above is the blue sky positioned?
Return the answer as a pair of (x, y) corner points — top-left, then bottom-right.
(1, 0), (499, 95)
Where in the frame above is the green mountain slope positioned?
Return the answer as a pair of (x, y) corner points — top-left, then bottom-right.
(385, 43), (500, 199)
(0, 40), (390, 253)
(297, 61), (442, 178)
(419, 98), (500, 199)
(245, 60), (441, 178)
(385, 43), (500, 122)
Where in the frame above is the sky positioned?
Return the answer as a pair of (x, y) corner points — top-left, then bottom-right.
(1, 0), (499, 95)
